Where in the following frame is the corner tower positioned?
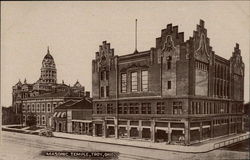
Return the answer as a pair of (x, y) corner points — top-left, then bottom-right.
(40, 47), (57, 84)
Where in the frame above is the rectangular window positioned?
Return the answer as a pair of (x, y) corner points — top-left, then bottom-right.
(106, 71), (109, 80)
(42, 115), (46, 125)
(106, 86), (109, 97)
(37, 115), (40, 125)
(131, 72), (138, 92)
(32, 104), (35, 112)
(107, 104), (113, 114)
(27, 104), (30, 112)
(123, 104), (128, 114)
(142, 103), (151, 114)
(173, 101), (182, 114)
(23, 115), (26, 123)
(118, 104), (122, 114)
(100, 87), (104, 97)
(121, 73), (127, 93)
(157, 102), (165, 114)
(141, 70), (148, 92)
(53, 103), (57, 112)
(42, 104), (45, 112)
(36, 104), (40, 112)
(129, 103), (139, 114)
(47, 103), (51, 112)
(101, 71), (105, 80)
(167, 81), (171, 89)
(96, 104), (102, 114)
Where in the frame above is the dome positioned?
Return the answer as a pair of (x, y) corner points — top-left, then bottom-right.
(43, 47), (54, 60)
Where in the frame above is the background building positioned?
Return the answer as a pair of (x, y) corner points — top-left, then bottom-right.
(91, 20), (245, 145)
(12, 48), (90, 127)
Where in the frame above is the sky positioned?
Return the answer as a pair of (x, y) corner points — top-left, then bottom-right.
(1, 1), (249, 107)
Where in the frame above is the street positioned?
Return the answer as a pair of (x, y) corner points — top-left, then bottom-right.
(0, 131), (249, 160)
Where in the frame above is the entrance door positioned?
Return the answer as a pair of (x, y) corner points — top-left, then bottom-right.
(59, 123), (62, 132)
(95, 124), (103, 137)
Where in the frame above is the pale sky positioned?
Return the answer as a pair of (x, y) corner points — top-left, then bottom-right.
(1, 1), (249, 107)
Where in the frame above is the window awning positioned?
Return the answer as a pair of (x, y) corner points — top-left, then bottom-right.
(61, 112), (66, 118)
(53, 112), (58, 117)
(57, 112), (62, 117)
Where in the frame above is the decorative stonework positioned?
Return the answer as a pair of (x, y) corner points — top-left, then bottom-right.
(194, 33), (210, 62)
(95, 41), (114, 72)
(158, 35), (180, 63)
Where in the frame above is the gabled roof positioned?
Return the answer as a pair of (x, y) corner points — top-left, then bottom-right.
(56, 98), (92, 110)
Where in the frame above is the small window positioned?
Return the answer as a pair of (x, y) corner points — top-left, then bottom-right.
(131, 72), (138, 92)
(42, 115), (46, 125)
(106, 71), (109, 80)
(36, 104), (40, 112)
(173, 101), (182, 115)
(42, 104), (45, 112)
(141, 70), (148, 92)
(121, 73), (127, 93)
(47, 103), (51, 112)
(167, 56), (172, 70)
(101, 87), (104, 97)
(106, 86), (109, 97)
(167, 81), (171, 89)
(37, 115), (40, 125)
(101, 71), (105, 80)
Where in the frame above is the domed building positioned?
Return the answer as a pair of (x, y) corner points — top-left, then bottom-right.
(12, 47), (91, 127)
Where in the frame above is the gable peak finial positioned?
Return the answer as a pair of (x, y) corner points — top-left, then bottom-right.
(47, 46), (50, 54)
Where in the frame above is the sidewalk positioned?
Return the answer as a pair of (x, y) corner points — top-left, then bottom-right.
(53, 132), (250, 153)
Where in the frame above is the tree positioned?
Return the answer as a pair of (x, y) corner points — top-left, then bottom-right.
(26, 113), (37, 126)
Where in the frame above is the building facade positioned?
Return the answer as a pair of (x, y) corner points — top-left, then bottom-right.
(53, 99), (92, 135)
(12, 47), (90, 127)
(91, 20), (245, 145)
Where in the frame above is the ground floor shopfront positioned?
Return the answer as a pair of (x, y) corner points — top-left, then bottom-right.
(92, 115), (244, 145)
(53, 118), (92, 135)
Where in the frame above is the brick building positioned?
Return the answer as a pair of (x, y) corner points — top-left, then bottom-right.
(53, 98), (92, 134)
(13, 47), (90, 127)
(91, 20), (245, 145)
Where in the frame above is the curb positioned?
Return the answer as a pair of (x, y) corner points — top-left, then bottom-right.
(52, 134), (213, 153)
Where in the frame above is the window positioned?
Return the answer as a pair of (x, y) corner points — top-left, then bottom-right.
(23, 115), (26, 123)
(107, 104), (113, 114)
(96, 104), (102, 114)
(157, 102), (165, 114)
(37, 115), (40, 125)
(53, 103), (57, 112)
(42, 115), (46, 125)
(129, 103), (139, 114)
(27, 104), (30, 112)
(101, 87), (104, 97)
(101, 71), (105, 80)
(167, 81), (171, 89)
(141, 103), (151, 114)
(131, 72), (138, 92)
(167, 56), (172, 70)
(106, 71), (109, 80)
(121, 73), (127, 93)
(36, 104), (40, 112)
(106, 86), (109, 97)
(123, 104), (128, 114)
(32, 104), (35, 112)
(141, 70), (148, 92)
(47, 103), (51, 112)
(118, 104), (122, 114)
(41, 104), (45, 112)
(173, 102), (182, 114)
